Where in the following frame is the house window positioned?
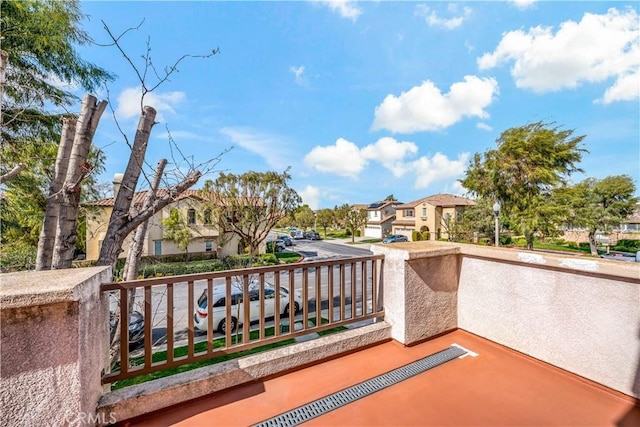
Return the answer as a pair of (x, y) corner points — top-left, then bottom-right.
(187, 208), (196, 225)
(154, 240), (162, 256)
(405, 209), (414, 217)
(203, 209), (212, 225)
(205, 241), (213, 252)
(422, 207), (427, 217)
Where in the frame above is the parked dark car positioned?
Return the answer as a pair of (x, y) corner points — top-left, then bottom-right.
(382, 234), (408, 243)
(305, 231), (321, 240)
(277, 235), (293, 246)
(109, 310), (144, 345)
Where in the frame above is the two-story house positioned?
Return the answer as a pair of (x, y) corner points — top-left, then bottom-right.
(85, 186), (240, 261)
(391, 193), (475, 241)
(364, 200), (401, 238)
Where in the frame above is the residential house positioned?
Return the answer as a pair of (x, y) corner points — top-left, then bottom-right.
(563, 203), (640, 245)
(391, 193), (475, 241)
(364, 200), (401, 238)
(85, 182), (240, 261)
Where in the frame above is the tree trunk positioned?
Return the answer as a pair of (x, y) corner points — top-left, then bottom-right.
(52, 95), (107, 269)
(525, 230), (535, 250)
(36, 118), (77, 270)
(0, 163), (26, 184)
(123, 159), (167, 281)
(97, 106), (157, 267)
(588, 232), (599, 256)
(0, 49), (6, 128)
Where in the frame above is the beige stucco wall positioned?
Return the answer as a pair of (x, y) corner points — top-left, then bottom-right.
(457, 247), (640, 398)
(372, 241), (640, 398)
(1, 267), (112, 426)
(85, 197), (233, 261)
(371, 243), (461, 344)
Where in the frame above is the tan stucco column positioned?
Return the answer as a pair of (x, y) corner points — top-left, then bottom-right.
(371, 242), (461, 345)
(1, 266), (111, 426)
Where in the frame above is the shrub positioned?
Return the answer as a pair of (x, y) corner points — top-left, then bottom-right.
(479, 238), (491, 246)
(412, 231), (421, 241)
(612, 239), (640, 252)
(354, 230), (361, 237)
(421, 231), (430, 241)
(567, 241), (579, 249)
(499, 235), (512, 245)
(513, 237), (527, 246)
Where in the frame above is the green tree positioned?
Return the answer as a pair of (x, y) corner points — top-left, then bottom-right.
(333, 203), (350, 229)
(553, 175), (637, 255)
(316, 208), (334, 238)
(294, 205), (315, 229)
(451, 199), (495, 243)
(344, 208), (367, 243)
(0, 0), (112, 133)
(461, 121), (586, 249)
(384, 194), (397, 201)
(201, 169), (301, 259)
(0, 0), (111, 269)
(162, 208), (192, 255)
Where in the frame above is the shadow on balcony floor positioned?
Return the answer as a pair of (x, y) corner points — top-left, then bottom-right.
(121, 329), (640, 426)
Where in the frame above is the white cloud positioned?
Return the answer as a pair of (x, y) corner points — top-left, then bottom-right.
(509, 0), (537, 10)
(416, 3), (472, 30)
(478, 7), (639, 103)
(304, 138), (366, 178)
(449, 180), (467, 197)
(115, 87), (186, 122)
(476, 122), (493, 132)
(220, 127), (293, 170)
(298, 185), (321, 210)
(361, 137), (418, 177)
(304, 136), (418, 178)
(598, 69), (640, 104)
(290, 65), (307, 86)
(372, 76), (499, 133)
(316, 0), (362, 21)
(159, 130), (207, 141)
(411, 152), (470, 189)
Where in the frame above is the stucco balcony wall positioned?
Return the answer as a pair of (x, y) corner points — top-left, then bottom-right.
(371, 241), (640, 398)
(1, 267), (112, 426)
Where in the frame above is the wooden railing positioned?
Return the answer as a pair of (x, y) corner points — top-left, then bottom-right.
(101, 255), (384, 384)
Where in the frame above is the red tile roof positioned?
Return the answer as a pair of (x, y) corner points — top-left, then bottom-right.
(395, 193), (475, 209)
(87, 189), (206, 208)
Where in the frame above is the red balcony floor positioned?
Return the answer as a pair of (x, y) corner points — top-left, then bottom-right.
(124, 329), (639, 426)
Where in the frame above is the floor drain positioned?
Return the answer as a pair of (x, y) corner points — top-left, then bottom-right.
(252, 346), (467, 427)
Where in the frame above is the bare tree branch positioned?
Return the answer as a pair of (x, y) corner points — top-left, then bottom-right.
(0, 163), (26, 184)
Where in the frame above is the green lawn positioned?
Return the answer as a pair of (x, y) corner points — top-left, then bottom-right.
(112, 317), (346, 390)
(275, 251), (303, 263)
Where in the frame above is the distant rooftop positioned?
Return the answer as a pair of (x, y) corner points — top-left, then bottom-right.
(396, 193), (476, 209)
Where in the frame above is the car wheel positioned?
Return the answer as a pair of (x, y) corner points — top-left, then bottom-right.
(283, 301), (300, 316)
(218, 317), (238, 334)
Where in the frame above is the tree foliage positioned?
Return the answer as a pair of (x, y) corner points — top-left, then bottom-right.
(316, 208), (334, 238)
(344, 208), (367, 243)
(0, 0), (111, 269)
(162, 208), (192, 253)
(553, 175), (637, 255)
(202, 169), (301, 258)
(461, 121), (586, 249)
(1, 0), (112, 157)
(294, 205), (315, 229)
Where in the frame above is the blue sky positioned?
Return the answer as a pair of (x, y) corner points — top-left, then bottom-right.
(76, 1), (639, 209)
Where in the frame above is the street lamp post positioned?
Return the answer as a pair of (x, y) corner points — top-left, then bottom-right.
(493, 202), (500, 247)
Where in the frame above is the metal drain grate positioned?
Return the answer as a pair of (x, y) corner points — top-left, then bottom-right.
(252, 346), (467, 427)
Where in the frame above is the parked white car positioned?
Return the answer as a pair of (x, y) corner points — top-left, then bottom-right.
(194, 282), (302, 333)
